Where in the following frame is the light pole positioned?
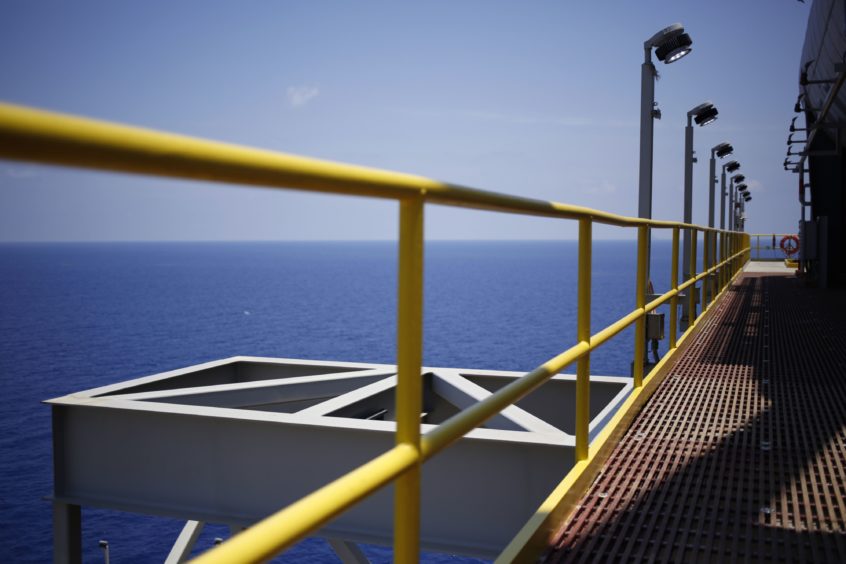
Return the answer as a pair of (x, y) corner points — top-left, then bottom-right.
(742, 193), (752, 231)
(737, 184), (749, 231)
(709, 143), (733, 228)
(706, 143), (731, 309)
(730, 174), (745, 230)
(638, 24), (693, 278)
(721, 161), (740, 230)
(681, 102), (718, 329)
(719, 161), (739, 289)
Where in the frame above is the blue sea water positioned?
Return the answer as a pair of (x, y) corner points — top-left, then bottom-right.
(0, 240), (686, 563)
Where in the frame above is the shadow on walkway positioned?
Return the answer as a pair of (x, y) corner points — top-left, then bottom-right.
(545, 274), (846, 563)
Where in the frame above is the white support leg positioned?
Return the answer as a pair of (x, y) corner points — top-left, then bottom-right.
(327, 538), (370, 564)
(164, 520), (205, 564)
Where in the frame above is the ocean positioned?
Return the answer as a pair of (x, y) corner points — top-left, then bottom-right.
(0, 239), (730, 562)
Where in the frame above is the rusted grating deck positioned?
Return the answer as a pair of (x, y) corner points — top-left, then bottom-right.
(545, 272), (846, 563)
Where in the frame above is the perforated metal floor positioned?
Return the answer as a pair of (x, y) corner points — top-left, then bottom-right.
(546, 273), (846, 563)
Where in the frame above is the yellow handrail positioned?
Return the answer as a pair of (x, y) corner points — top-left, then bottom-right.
(0, 101), (751, 562)
(186, 444), (419, 564)
(0, 102), (716, 230)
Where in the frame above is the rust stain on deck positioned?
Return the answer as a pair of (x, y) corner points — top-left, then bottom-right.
(545, 273), (846, 563)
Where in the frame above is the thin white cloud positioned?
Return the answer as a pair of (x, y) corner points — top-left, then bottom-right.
(746, 179), (764, 192)
(286, 85), (320, 108)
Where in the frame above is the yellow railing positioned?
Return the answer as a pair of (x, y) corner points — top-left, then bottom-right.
(0, 102), (751, 563)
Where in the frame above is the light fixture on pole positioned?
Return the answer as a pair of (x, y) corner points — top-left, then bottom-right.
(681, 101), (717, 329)
(709, 142), (733, 228)
(721, 160), (740, 230)
(741, 193), (751, 231)
(729, 173), (745, 231)
(638, 23), (693, 275)
(635, 23), (693, 371)
(706, 143), (732, 309)
(736, 183), (749, 230)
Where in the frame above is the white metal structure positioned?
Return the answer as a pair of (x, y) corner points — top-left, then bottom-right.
(49, 357), (631, 561)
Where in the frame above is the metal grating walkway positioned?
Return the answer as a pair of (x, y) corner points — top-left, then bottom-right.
(545, 272), (846, 563)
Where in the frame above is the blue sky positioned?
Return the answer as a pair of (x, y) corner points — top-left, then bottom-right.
(0, 1), (810, 241)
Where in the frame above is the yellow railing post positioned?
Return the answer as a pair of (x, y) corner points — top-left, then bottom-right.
(746, 233), (751, 262)
(688, 228), (697, 327)
(669, 227), (679, 349)
(575, 218), (592, 461)
(633, 225), (647, 387)
(710, 231), (717, 302)
(709, 231), (716, 303)
(729, 233), (734, 278)
(703, 231), (711, 309)
(735, 233), (739, 275)
(720, 231), (728, 292)
(733, 233), (738, 277)
(395, 197), (424, 564)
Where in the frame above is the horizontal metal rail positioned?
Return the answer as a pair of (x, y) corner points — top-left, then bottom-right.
(0, 101), (751, 563)
(0, 102), (720, 231)
(190, 444), (419, 564)
(749, 233), (795, 237)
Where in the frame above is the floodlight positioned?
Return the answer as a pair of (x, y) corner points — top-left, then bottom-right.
(725, 161), (740, 173)
(647, 23), (693, 64)
(690, 101), (718, 126)
(714, 142), (733, 158)
(737, 184), (748, 192)
(732, 174), (745, 184)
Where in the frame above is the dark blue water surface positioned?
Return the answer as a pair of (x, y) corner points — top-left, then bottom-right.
(0, 240), (682, 563)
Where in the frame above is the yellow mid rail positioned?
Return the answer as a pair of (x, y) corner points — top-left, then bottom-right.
(0, 102), (751, 563)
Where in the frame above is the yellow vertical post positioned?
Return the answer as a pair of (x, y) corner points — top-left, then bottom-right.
(394, 197), (424, 564)
(746, 233), (751, 263)
(720, 231), (728, 292)
(730, 233), (735, 278)
(733, 233), (738, 276)
(669, 227), (679, 349)
(734, 233), (738, 275)
(633, 225), (647, 387)
(703, 232), (709, 307)
(711, 232), (715, 304)
(688, 228), (697, 327)
(714, 232), (719, 296)
(575, 218), (592, 461)
(756, 234), (760, 260)
(710, 232), (717, 302)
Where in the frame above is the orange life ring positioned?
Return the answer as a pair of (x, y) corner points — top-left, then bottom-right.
(779, 235), (799, 256)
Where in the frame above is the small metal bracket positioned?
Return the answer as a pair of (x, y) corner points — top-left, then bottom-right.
(646, 312), (665, 341)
